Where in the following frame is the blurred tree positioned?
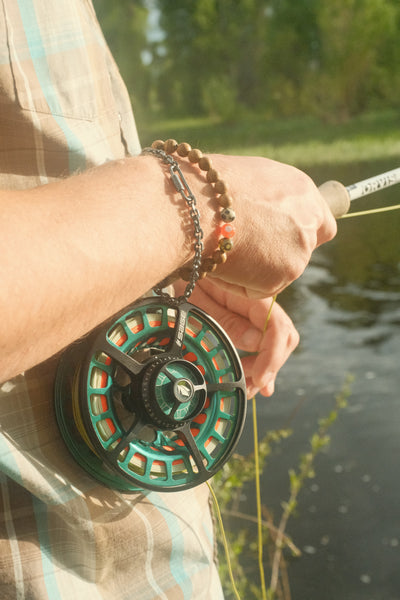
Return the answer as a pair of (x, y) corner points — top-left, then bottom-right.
(310, 0), (399, 121)
(264, 0), (320, 116)
(93, 0), (400, 122)
(266, 0), (400, 121)
(93, 0), (150, 116)
(153, 0), (271, 119)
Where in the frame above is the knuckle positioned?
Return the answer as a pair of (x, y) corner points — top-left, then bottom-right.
(284, 255), (308, 285)
(279, 311), (300, 349)
(288, 326), (300, 349)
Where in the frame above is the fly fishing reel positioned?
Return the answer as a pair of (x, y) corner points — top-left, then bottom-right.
(55, 297), (246, 492)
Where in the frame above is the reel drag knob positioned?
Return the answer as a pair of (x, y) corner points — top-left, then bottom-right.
(141, 355), (207, 429)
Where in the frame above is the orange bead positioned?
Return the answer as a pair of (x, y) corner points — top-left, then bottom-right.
(151, 140), (165, 149)
(220, 223), (235, 238)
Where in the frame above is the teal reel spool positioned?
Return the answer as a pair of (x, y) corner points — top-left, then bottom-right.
(55, 297), (247, 492)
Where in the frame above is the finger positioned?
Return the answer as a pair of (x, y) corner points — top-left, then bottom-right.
(198, 278), (276, 332)
(207, 276), (268, 300)
(316, 190), (338, 247)
(252, 313), (299, 394)
(246, 380), (261, 399)
(187, 280), (265, 351)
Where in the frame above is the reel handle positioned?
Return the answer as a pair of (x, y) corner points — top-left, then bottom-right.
(319, 180), (350, 218)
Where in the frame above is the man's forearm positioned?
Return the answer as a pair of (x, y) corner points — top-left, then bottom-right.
(0, 155), (208, 381)
(0, 151), (337, 382)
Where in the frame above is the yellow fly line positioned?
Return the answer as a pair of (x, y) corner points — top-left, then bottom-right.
(339, 203), (400, 219)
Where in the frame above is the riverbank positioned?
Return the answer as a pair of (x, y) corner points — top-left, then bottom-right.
(137, 109), (400, 169)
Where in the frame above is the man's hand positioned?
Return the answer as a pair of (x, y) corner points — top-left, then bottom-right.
(198, 155), (337, 298)
(176, 278), (299, 398)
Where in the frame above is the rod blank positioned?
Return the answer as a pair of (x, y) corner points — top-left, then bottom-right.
(319, 167), (400, 218)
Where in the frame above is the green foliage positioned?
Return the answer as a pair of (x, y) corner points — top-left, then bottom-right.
(93, 0), (150, 116)
(307, 0), (400, 120)
(139, 109), (400, 169)
(152, 0), (271, 118)
(94, 0), (400, 124)
(212, 428), (292, 509)
(211, 375), (353, 600)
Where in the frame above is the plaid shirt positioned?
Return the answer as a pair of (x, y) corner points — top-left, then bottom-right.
(0, 1), (223, 598)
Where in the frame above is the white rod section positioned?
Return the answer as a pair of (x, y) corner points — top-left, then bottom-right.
(345, 168), (400, 201)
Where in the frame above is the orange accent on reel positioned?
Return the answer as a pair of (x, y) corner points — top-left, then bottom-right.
(100, 395), (108, 412)
(100, 371), (108, 388)
(116, 334), (128, 347)
(196, 364), (206, 376)
(193, 413), (207, 425)
(130, 324), (144, 334)
(105, 418), (116, 435)
(149, 320), (162, 328)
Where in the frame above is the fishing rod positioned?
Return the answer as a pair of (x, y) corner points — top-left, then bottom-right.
(319, 167), (400, 218)
(53, 164), (399, 495)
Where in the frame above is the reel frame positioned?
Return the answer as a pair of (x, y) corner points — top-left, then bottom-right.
(55, 297), (247, 492)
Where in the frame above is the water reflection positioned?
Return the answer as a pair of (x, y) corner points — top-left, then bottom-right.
(236, 160), (400, 600)
(283, 161), (400, 344)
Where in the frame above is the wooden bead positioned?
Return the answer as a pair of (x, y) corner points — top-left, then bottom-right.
(188, 148), (203, 163)
(164, 138), (178, 154)
(218, 193), (233, 208)
(178, 266), (192, 281)
(177, 142), (191, 157)
(215, 179), (228, 194)
(212, 250), (227, 264)
(198, 156), (212, 171)
(201, 257), (218, 273)
(148, 139), (236, 286)
(159, 271), (179, 287)
(206, 168), (219, 184)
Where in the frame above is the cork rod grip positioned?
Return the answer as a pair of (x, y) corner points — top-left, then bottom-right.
(318, 180), (351, 219)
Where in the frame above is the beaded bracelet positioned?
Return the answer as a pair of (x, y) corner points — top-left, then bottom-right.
(150, 139), (236, 284)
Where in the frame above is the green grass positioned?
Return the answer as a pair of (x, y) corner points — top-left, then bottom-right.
(137, 109), (400, 168)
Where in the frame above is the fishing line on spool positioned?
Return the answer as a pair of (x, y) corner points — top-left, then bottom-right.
(55, 296), (247, 492)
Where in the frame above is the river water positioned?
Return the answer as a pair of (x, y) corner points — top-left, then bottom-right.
(235, 159), (400, 600)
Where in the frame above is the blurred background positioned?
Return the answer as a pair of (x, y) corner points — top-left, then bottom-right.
(93, 2), (400, 598)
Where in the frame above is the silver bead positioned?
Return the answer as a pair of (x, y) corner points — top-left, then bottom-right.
(221, 207), (236, 222)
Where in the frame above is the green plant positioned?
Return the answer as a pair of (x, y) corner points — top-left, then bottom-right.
(211, 374), (353, 600)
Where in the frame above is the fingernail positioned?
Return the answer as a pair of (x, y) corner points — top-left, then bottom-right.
(238, 328), (262, 351)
